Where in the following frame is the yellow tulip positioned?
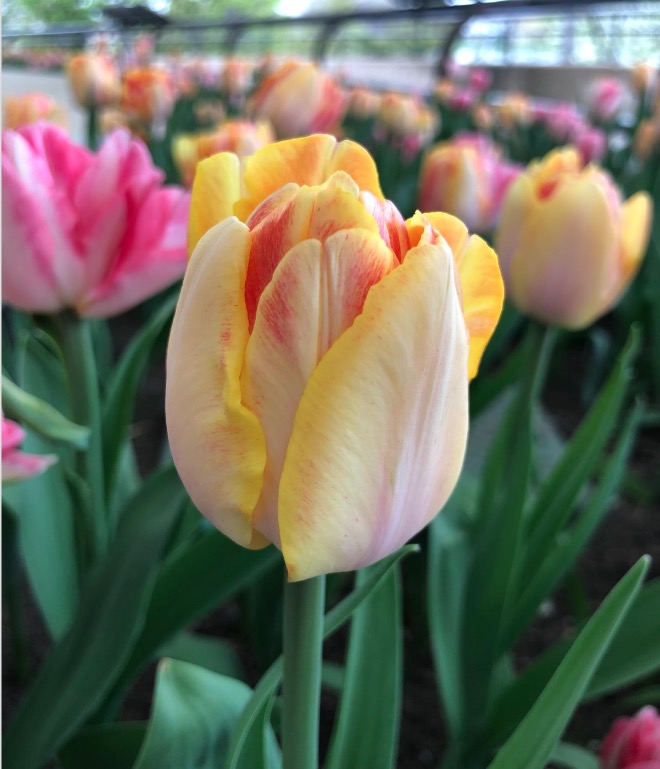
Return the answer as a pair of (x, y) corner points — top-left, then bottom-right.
(172, 120), (275, 188)
(495, 148), (652, 328)
(166, 135), (503, 580)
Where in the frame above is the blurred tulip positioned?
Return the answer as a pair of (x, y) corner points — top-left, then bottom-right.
(496, 92), (532, 130)
(172, 120), (275, 187)
(434, 78), (455, 105)
(495, 148), (652, 328)
(419, 134), (521, 233)
(121, 67), (175, 127)
(67, 52), (121, 110)
(377, 92), (438, 153)
(3, 93), (67, 131)
(347, 87), (382, 120)
(634, 117), (660, 159)
(222, 58), (255, 98)
(250, 61), (346, 138)
(448, 88), (478, 113)
(2, 415), (56, 482)
(2, 123), (189, 317)
(542, 102), (585, 142)
(587, 77), (625, 122)
(574, 125), (607, 164)
(468, 67), (492, 94)
(631, 62), (657, 99)
(166, 134), (503, 580)
(600, 706), (660, 769)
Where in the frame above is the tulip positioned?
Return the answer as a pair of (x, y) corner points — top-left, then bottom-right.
(587, 77), (626, 122)
(496, 92), (532, 130)
(2, 415), (56, 482)
(166, 134), (504, 580)
(419, 134), (521, 234)
(67, 52), (121, 110)
(250, 61), (346, 138)
(634, 118), (660, 160)
(222, 58), (255, 98)
(495, 148), (652, 328)
(2, 123), (189, 317)
(600, 706), (660, 769)
(172, 120), (275, 187)
(3, 93), (67, 131)
(347, 87), (382, 120)
(121, 67), (175, 126)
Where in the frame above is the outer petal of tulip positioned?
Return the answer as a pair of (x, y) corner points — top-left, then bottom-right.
(2, 124), (89, 312)
(242, 230), (395, 546)
(188, 152), (241, 254)
(619, 192), (653, 286)
(278, 241), (469, 581)
(2, 416), (57, 482)
(81, 186), (190, 317)
(508, 176), (617, 328)
(165, 218), (267, 548)
(234, 134), (383, 221)
(408, 211), (504, 379)
(494, 174), (535, 288)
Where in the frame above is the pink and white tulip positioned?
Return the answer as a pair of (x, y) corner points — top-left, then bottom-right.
(600, 706), (660, 769)
(2, 123), (189, 317)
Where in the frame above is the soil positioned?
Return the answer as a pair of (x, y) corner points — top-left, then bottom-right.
(3, 318), (659, 768)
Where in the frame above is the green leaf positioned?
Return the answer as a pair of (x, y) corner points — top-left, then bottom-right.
(2, 374), (90, 448)
(326, 564), (402, 769)
(226, 545), (418, 769)
(11, 329), (79, 639)
(3, 466), (186, 769)
(485, 557), (649, 769)
(101, 292), (177, 494)
(550, 742), (599, 769)
(520, 331), (638, 586)
(427, 509), (471, 740)
(58, 723), (146, 769)
(586, 577), (660, 698)
(110, 532), (282, 699)
(160, 632), (243, 680)
(462, 324), (554, 732)
(501, 402), (642, 650)
(133, 659), (280, 769)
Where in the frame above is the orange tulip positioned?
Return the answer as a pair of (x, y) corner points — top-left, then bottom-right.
(67, 53), (121, 109)
(166, 135), (503, 580)
(3, 93), (66, 130)
(495, 148), (652, 328)
(121, 67), (175, 125)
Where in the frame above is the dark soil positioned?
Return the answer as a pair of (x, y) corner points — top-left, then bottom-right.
(3, 318), (659, 768)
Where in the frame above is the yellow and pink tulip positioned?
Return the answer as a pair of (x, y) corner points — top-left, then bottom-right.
(495, 148), (652, 328)
(166, 135), (504, 581)
(67, 52), (121, 110)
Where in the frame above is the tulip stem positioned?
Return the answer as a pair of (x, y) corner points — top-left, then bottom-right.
(86, 104), (98, 152)
(53, 311), (107, 566)
(282, 574), (326, 769)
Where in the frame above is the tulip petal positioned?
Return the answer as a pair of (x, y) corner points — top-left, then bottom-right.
(494, 174), (535, 287)
(278, 241), (469, 581)
(165, 217), (267, 548)
(235, 134), (383, 221)
(454, 235), (504, 379)
(416, 211), (469, 256)
(188, 152), (241, 254)
(242, 230), (395, 546)
(620, 191), (652, 282)
(508, 177), (617, 328)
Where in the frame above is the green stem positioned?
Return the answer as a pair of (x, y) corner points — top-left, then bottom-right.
(282, 575), (326, 769)
(86, 104), (98, 152)
(53, 311), (107, 564)
(2, 508), (30, 681)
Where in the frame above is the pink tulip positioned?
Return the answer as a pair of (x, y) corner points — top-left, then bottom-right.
(600, 706), (660, 769)
(468, 67), (492, 94)
(2, 415), (56, 482)
(2, 123), (189, 317)
(588, 77), (626, 122)
(575, 126), (607, 164)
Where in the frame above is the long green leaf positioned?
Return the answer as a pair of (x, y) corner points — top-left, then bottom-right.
(133, 659), (280, 769)
(12, 329), (79, 638)
(101, 292), (177, 492)
(427, 512), (471, 740)
(462, 324), (554, 733)
(225, 545), (418, 769)
(501, 402), (642, 650)
(485, 557), (649, 769)
(3, 466), (186, 769)
(520, 331), (638, 583)
(586, 577), (660, 698)
(325, 565), (403, 769)
(110, 531), (281, 699)
(2, 374), (90, 448)
(550, 742), (599, 769)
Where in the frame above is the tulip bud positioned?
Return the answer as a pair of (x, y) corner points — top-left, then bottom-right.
(2, 414), (56, 482)
(600, 706), (660, 769)
(3, 93), (67, 131)
(419, 134), (521, 234)
(495, 148), (652, 328)
(250, 61), (346, 139)
(166, 135), (504, 580)
(121, 67), (175, 126)
(67, 52), (121, 110)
